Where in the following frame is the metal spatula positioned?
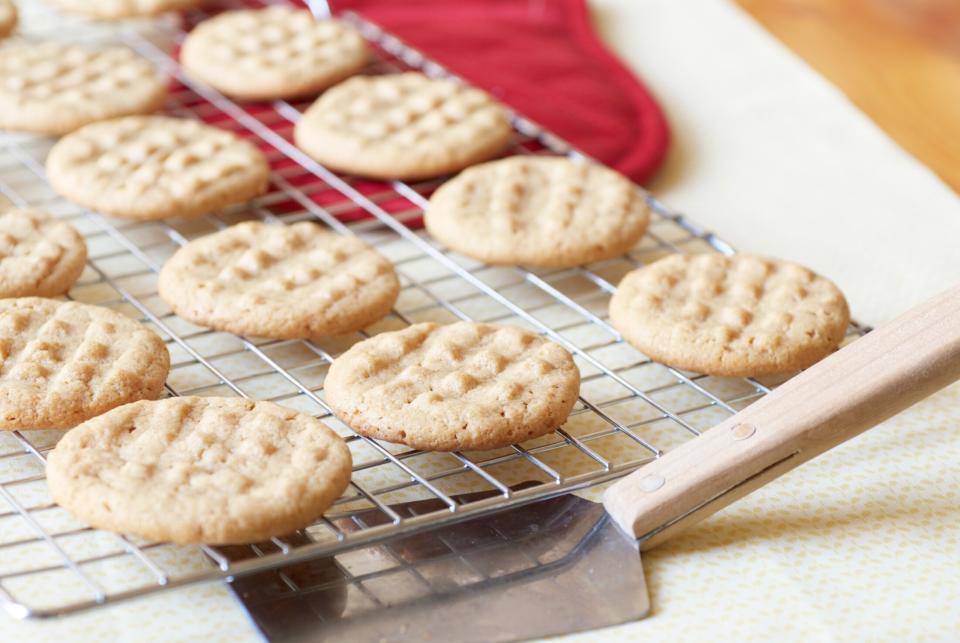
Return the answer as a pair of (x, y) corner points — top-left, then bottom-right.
(230, 284), (960, 642)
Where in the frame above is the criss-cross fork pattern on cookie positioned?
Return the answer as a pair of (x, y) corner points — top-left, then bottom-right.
(181, 7), (368, 100)
(0, 209), (87, 298)
(0, 44), (166, 135)
(610, 254), (850, 377)
(294, 72), (512, 180)
(325, 321), (581, 451)
(426, 156), (651, 267)
(46, 397), (352, 544)
(0, 298), (170, 430)
(158, 221), (400, 339)
(46, 116), (269, 220)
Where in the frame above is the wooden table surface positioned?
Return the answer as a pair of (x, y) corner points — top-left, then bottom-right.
(736, 0), (960, 193)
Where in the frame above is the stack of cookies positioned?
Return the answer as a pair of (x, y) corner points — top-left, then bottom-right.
(0, 3), (850, 547)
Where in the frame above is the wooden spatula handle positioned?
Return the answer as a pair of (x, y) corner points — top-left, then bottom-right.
(603, 283), (960, 549)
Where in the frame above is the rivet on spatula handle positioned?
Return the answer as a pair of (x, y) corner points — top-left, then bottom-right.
(603, 283), (960, 549)
(730, 423), (756, 440)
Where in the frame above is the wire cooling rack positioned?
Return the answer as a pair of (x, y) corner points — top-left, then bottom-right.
(0, 0), (866, 620)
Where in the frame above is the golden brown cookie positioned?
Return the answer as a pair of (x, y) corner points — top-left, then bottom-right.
(0, 298), (170, 430)
(425, 155), (650, 267)
(46, 397), (353, 544)
(0, 209), (87, 298)
(181, 7), (368, 101)
(49, 0), (202, 19)
(294, 72), (512, 181)
(157, 221), (399, 339)
(46, 116), (270, 221)
(324, 321), (581, 451)
(609, 254), (850, 377)
(0, 44), (166, 136)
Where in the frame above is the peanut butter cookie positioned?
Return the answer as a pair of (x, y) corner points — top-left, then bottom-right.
(0, 44), (166, 135)
(425, 155), (649, 267)
(294, 73), (512, 180)
(325, 321), (581, 451)
(158, 221), (399, 339)
(609, 254), (850, 376)
(0, 209), (87, 298)
(181, 7), (368, 101)
(0, 298), (170, 430)
(46, 116), (269, 221)
(47, 396), (352, 544)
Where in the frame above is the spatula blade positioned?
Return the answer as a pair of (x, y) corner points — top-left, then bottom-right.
(224, 489), (648, 642)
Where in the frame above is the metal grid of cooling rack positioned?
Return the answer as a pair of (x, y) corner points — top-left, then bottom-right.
(0, 0), (866, 620)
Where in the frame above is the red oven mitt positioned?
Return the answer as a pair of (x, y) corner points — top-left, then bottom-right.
(332, 0), (670, 184)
